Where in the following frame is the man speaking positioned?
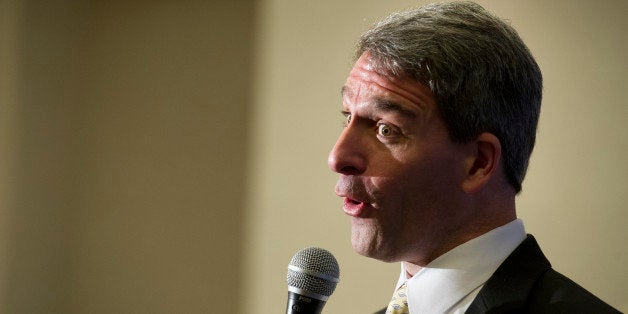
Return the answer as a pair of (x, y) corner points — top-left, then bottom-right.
(327, 2), (618, 313)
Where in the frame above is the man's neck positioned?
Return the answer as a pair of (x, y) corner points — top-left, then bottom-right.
(402, 215), (517, 277)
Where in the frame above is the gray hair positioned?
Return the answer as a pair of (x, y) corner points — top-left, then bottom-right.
(356, 1), (542, 193)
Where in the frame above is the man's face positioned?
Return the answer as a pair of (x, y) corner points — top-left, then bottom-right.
(328, 52), (471, 264)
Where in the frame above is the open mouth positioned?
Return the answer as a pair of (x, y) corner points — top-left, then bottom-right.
(347, 198), (362, 205)
(343, 197), (369, 217)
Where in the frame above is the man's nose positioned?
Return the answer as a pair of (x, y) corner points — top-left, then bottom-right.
(328, 125), (367, 175)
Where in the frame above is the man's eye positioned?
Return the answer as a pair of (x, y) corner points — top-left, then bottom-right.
(377, 124), (395, 136)
(343, 113), (352, 126)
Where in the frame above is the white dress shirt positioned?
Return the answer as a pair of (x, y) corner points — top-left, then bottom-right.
(391, 219), (526, 313)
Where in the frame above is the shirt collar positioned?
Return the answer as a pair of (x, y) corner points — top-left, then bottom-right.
(394, 219), (526, 313)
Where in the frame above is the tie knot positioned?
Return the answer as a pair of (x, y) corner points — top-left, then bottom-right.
(386, 283), (409, 314)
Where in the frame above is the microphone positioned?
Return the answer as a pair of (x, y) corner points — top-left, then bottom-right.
(286, 247), (340, 314)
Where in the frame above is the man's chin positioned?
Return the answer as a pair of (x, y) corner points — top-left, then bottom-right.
(354, 249), (401, 263)
(352, 237), (375, 257)
(351, 238), (401, 263)
(351, 236), (397, 262)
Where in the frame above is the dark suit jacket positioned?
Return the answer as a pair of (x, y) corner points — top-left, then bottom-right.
(374, 235), (619, 313)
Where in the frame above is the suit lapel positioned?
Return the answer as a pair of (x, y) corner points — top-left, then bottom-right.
(465, 235), (551, 313)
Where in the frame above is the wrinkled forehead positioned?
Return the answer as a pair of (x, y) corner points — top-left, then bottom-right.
(349, 52), (400, 83)
(344, 52), (435, 109)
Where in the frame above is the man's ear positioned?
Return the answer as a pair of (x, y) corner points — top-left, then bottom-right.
(462, 132), (502, 193)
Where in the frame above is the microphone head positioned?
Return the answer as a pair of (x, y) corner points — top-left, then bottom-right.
(287, 247), (340, 301)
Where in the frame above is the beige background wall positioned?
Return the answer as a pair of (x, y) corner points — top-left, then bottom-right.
(1, 0), (626, 313)
(1, 0), (253, 313)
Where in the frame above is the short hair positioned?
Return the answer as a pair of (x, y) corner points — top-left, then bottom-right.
(356, 1), (542, 193)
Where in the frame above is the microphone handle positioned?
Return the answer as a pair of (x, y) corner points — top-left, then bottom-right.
(286, 291), (326, 314)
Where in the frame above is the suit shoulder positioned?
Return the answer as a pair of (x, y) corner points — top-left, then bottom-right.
(526, 269), (620, 313)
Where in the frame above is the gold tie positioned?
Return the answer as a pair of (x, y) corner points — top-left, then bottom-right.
(385, 282), (409, 314)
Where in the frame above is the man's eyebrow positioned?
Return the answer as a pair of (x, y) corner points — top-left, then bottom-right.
(340, 85), (418, 119)
(373, 98), (417, 119)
